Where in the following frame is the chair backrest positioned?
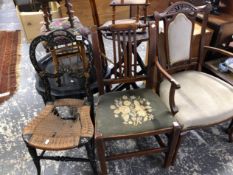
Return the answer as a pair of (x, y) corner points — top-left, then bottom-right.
(153, 1), (211, 74)
(29, 29), (94, 102)
(91, 23), (156, 95)
(110, 0), (150, 25)
(41, 0), (74, 31)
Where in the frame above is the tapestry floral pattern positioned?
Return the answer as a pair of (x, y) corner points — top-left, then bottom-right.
(110, 95), (154, 126)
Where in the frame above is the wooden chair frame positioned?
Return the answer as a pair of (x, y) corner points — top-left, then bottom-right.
(151, 1), (233, 164)
(91, 23), (182, 174)
(40, 0), (74, 31)
(23, 29), (97, 175)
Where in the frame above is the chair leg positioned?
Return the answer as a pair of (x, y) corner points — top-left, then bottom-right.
(26, 144), (41, 175)
(171, 132), (186, 165)
(227, 119), (233, 142)
(85, 139), (98, 175)
(96, 137), (108, 175)
(164, 122), (181, 168)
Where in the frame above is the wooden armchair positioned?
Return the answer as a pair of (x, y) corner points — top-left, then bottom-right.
(151, 1), (233, 164)
(22, 30), (97, 175)
(91, 23), (181, 174)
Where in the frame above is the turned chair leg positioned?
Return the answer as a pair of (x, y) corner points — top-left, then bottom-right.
(96, 137), (108, 175)
(164, 122), (181, 168)
(26, 144), (41, 175)
(85, 139), (98, 175)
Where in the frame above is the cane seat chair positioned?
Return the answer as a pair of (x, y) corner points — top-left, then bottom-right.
(91, 23), (181, 174)
(22, 29), (97, 175)
(151, 1), (233, 163)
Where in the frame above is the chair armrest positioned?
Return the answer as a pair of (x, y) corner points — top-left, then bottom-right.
(204, 46), (233, 57)
(155, 60), (180, 115)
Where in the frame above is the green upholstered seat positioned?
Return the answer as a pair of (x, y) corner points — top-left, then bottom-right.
(95, 88), (176, 137)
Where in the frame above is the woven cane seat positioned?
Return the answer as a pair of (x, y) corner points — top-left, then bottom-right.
(22, 98), (94, 150)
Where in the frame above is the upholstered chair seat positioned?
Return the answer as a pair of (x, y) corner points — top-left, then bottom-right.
(160, 71), (233, 129)
(96, 88), (176, 137)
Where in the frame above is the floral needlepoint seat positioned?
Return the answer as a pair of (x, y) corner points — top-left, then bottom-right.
(96, 89), (176, 137)
(91, 23), (181, 174)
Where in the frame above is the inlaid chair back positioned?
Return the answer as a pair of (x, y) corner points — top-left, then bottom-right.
(30, 29), (94, 102)
(154, 1), (211, 74)
(110, 0), (150, 25)
(92, 23), (154, 95)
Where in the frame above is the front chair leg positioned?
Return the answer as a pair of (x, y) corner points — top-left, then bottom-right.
(171, 131), (186, 165)
(26, 144), (41, 175)
(85, 139), (98, 175)
(228, 119), (233, 142)
(225, 119), (233, 142)
(164, 122), (181, 167)
(96, 137), (108, 175)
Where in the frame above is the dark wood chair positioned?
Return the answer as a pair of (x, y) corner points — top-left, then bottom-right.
(151, 1), (233, 164)
(91, 23), (181, 174)
(104, 0), (149, 26)
(32, 30), (97, 103)
(40, 0), (89, 36)
(22, 29), (97, 175)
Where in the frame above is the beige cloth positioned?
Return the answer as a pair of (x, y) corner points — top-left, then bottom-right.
(160, 71), (233, 129)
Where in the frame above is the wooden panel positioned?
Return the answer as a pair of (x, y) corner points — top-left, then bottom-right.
(147, 0), (170, 14)
(220, 0), (233, 16)
(16, 2), (61, 42)
(60, 0), (93, 26)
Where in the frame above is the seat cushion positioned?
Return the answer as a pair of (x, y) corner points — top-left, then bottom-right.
(160, 71), (233, 129)
(95, 88), (176, 137)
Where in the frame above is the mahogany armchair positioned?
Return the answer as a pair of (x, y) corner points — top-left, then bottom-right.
(151, 1), (233, 164)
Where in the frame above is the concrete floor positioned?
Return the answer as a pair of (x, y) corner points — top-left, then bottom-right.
(0, 0), (233, 175)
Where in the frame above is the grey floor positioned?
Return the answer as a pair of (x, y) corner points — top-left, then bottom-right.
(0, 0), (233, 175)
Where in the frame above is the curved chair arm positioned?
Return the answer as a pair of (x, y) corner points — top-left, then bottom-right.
(204, 46), (233, 57)
(155, 59), (181, 115)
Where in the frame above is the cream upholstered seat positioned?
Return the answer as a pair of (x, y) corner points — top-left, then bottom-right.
(152, 1), (233, 165)
(160, 71), (233, 129)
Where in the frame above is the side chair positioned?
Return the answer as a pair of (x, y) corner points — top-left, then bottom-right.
(151, 1), (233, 164)
(22, 29), (97, 175)
(91, 23), (181, 174)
